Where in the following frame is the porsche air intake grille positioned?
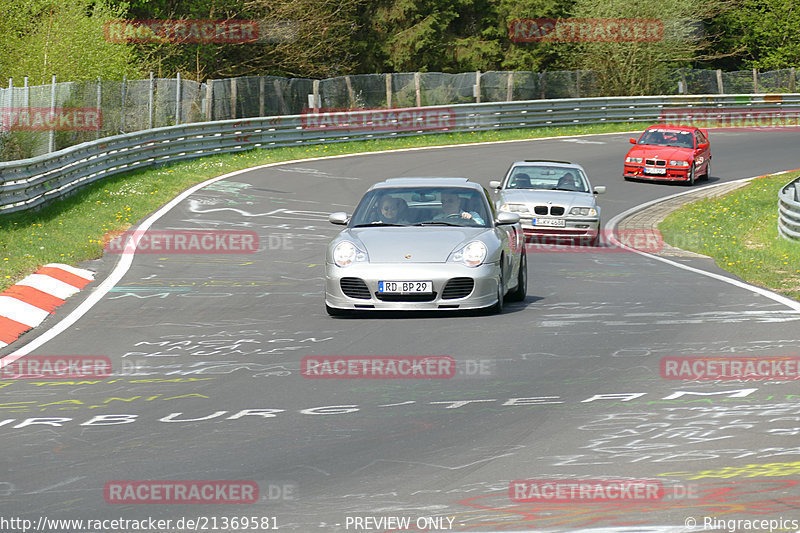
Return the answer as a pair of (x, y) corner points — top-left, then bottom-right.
(533, 205), (565, 216)
(376, 292), (437, 302)
(441, 277), (474, 299)
(340, 277), (371, 299)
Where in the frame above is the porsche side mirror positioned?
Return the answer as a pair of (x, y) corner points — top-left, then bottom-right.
(329, 212), (349, 225)
(593, 186), (606, 195)
(496, 211), (521, 225)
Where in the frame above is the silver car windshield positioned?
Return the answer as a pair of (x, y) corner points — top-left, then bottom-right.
(349, 187), (491, 228)
(506, 166), (589, 192)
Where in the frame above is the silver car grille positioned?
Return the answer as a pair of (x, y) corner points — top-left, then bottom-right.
(533, 205), (565, 216)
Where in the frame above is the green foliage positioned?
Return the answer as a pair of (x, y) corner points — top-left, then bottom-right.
(0, 0), (140, 84)
(711, 0), (800, 69)
(562, 0), (726, 95)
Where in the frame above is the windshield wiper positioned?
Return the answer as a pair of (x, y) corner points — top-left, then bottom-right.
(352, 222), (406, 227)
(412, 221), (462, 226)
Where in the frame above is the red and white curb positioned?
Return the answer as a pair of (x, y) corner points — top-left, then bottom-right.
(0, 263), (94, 348)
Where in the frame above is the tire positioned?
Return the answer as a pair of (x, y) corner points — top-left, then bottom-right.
(487, 268), (504, 314)
(325, 303), (349, 317)
(588, 225), (601, 247)
(703, 161), (710, 181)
(687, 164), (696, 186)
(506, 248), (527, 302)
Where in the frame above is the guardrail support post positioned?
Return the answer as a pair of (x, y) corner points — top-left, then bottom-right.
(274, 79), (288, 114)
(716, 69), (724, 94)
(175, 71), (181, 125)
(385, 73), (392, 108)
(48, 74), (56, 152)
(96, 77), (102, 139)
(540, 71), (546, 99)
(148, 72), (154, 130)
(206, 80), (214, 121)
(259, 76), (265, 116)
(312, 79), (320, 110)
(345, 75), (355, 108)
(230, 77), (236, 120)
(121, 75), (127, 133)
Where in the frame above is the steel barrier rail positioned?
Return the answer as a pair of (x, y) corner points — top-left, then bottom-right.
(3, 93), (800, 214)
(779, 177), (800, 240)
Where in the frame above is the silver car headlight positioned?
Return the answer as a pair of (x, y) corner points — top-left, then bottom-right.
(626, 157), (643, 163)
(569, 207), (597, 216)
(500, 203), (530, 213)
(333, 241), (368, 267)
(450, 241), (487, 268)
(669, 160), (690, 167)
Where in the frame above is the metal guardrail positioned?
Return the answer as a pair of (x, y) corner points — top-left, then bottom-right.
(3, 93), (800, 214)
(779, 177), (800, 240)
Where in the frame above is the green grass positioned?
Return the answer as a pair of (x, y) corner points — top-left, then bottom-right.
(659, 171), (800, 301)
(0, 122), (640, 291)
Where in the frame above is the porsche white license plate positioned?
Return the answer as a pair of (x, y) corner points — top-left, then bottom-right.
(531, 218), (566, 227)
(645, 167), (667, 175)
(379, 281), (433, 294)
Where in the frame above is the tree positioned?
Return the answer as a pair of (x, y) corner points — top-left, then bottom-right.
(0, 0), (140, 85)
(561, 0), (727, 95)
(710, 0), (800, 70)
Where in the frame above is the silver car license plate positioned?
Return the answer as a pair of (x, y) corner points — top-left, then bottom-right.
(379, 281), (433, 294)
(531, 218), (566, 227)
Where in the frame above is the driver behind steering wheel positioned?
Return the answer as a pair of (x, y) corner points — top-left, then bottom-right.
(435, 192), (485, 225)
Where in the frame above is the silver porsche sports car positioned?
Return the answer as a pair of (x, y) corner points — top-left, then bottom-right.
(325, 178), (526, 315)
(490, 160), (606, 245)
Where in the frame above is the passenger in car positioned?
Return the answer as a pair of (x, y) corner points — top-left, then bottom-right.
(378, 196), (410, 224)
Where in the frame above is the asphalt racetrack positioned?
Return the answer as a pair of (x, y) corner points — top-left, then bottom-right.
(2, 129), (800, 532)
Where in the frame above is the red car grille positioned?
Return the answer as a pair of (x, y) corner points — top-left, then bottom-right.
(645, 159), (667, 167)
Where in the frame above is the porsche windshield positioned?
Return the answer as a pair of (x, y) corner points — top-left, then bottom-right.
(638, 129), (695, 148)
(349, 187), (491, 227)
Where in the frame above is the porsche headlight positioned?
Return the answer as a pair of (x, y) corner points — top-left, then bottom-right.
(499, 203), (530, 213)
(451, 241), (487, 267)
(670, 160), (690, 167)
(625, 157), (643, 163)
(569, 207), (597, 216)
(333, 241), (367, 267)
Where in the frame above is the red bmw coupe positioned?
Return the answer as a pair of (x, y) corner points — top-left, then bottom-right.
(623, 125), (711, 185)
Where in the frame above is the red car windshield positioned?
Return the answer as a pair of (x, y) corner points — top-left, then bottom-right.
(638, 129), (694, 149)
